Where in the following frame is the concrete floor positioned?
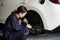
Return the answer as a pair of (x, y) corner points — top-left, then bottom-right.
(0, 31), (60, 40)
(27, 33), (60, 40)
(0, 33), (60, 40)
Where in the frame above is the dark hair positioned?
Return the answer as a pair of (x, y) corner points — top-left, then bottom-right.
(16, 6), (27, 14)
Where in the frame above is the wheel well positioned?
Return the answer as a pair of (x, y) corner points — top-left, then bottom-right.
(25, 10), (44, 28)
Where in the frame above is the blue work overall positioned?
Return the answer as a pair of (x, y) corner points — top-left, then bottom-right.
(5, 12), (29, 40)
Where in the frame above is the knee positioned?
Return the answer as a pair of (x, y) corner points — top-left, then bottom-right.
(24, 31), (29, 36)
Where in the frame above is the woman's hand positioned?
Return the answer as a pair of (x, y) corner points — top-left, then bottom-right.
(26, 24), (32, 29)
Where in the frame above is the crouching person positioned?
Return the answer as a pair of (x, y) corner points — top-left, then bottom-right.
(5, 6), (32, 40)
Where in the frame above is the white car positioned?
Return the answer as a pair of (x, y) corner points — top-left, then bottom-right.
(22, 0), (60, 31)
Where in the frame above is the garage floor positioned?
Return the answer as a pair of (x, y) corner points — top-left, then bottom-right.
(27, 33), (60, 40)
(0, 30), (60, 40)
(0, 32), (60, 40)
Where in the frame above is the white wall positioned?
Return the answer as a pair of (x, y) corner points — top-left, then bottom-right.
(0, 0), (24, 23)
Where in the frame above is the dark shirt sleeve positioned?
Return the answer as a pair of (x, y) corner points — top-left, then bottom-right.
(11, 19), (23, 32)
